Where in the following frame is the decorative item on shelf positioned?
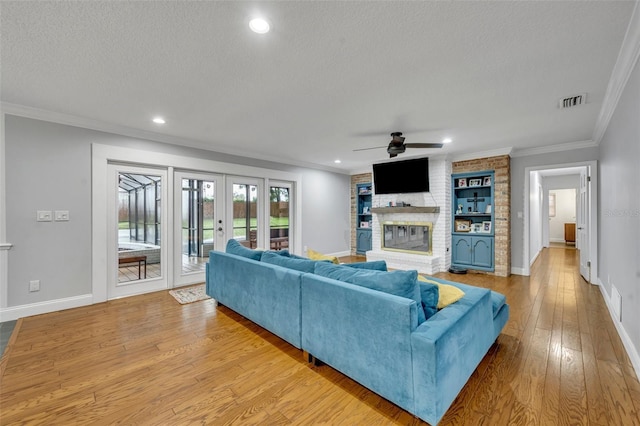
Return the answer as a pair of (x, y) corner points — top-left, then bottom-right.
(455, 219), (471, 232)
(469, 178), (482, 187)
(360, 221), (370, 228)
(456, 204), (463, 215)
(458, 178), (467, 188)
(485, 204), (492, 214)
(483, 176), (491, 186)
(482, 221), (492, 233)
(468, 207), (472, 213)
(362, 206), (369, 214)
(471, 223), (482, 233)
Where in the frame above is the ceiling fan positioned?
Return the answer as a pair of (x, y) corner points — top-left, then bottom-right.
(354, 132), (444, 158)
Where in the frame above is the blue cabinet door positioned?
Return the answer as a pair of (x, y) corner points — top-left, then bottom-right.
(356, 229), (372, 253)
(472, 236), (493, 268)
(452, 235), (472, 265)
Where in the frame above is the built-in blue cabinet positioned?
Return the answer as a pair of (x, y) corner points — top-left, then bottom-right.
(451, 171), (494, 271)
(356, 183), (372, 254)
(453, 235), (493, 269)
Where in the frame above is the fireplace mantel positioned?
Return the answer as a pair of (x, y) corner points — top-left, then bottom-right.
(371, 206), (440, 214)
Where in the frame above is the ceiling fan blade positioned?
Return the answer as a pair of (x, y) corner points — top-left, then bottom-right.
(353, 145), (387, 152)
(404, 143), (444, 149)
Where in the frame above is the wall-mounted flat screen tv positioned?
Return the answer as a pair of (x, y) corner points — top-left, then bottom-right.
(373, 157), (429, 194)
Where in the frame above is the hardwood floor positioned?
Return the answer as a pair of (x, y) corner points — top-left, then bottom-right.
(1, 248), (639, 425)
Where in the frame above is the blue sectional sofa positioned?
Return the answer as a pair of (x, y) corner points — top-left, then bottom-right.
(206, 241), (509, 425)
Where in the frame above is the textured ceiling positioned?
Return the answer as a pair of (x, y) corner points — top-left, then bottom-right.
(0, 1), (635, 173)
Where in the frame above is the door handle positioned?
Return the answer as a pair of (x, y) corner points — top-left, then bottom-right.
(217, 227), (223, 231)
(577, 227), (584, 230)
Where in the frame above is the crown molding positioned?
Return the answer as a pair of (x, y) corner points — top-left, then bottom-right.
(0, 102), (349, 175)
(593, 1), (640, 144)
(510, 139), (597, 158)
(449, 147), (513, 162)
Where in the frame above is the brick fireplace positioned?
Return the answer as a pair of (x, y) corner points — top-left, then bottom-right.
(365, 159), (451, 275)
(351, 156), (510, 276)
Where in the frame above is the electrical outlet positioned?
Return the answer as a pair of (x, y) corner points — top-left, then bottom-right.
(303, 245), (308, 253)
(29, 280), (40, 292)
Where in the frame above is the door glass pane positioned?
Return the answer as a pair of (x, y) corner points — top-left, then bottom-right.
(233, 183), (258, 248)
(181, 179), (215, 275)
(269, 186), (290, 251)
(118, 173), (162, 283)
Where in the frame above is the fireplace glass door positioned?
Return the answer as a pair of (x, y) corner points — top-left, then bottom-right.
(382, 222), (432, 255)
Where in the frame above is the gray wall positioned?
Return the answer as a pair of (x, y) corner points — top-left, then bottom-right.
(510, 145), (600, 271)
(5, 115), (350, 307)
(598, 54), (640, 358)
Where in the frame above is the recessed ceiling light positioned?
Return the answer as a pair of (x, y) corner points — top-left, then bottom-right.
(152, 117), (166, 124)
(442, 138), (452, 144)
(249, 18), (270, 34)
(334, 159), (342, 164)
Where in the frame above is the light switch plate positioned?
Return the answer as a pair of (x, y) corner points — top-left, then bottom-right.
(37, 210), (52, 222)
(55, 210), (70, 221)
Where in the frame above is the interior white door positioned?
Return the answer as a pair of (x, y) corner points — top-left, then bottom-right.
(578, 167), (589, 281)
(174, 171), (224, 287)
(108, 164), (168, 299)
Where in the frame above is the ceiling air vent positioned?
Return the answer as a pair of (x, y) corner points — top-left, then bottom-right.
(559, 93), (587, 109)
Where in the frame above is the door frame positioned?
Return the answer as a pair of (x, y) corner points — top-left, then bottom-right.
(173, 170), (225, 287)
(522, 160), (598, 283)
(92, 144), (302, 303)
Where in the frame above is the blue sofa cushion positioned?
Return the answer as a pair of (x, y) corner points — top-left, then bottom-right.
(226, 238), (263, 261)
(261, 250), (329, 273)
(314, 262), (426, 324)
(343, 260), (388, 271)
(417, 280), (439, 319)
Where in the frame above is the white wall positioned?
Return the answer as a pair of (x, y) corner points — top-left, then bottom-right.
(2, 114), (350, 313)
(548, 189), (576, 242)
(598, 49), (640, 376)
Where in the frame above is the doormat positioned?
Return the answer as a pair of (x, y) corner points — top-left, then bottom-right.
(169, 284), (211, 305)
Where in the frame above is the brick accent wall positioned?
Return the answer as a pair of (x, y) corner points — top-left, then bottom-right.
(350, 172), (372, 255)
(452, 155), (511, 277)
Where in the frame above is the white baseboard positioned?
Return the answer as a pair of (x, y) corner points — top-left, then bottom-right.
(549, 237), (565, 243)
(0, 294), (93, 322)
(598, 279), (640, 381)
(511, 267), (527, 276)
(529, 248), (541, 267)
(331, 250), (352, 258)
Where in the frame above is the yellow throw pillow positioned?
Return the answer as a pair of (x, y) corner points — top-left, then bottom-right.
(307, 248), (340, 264)
(418, 275), (465, 309)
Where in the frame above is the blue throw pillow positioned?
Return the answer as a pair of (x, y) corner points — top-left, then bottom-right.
(343, 260), (387, 271)
(417, 281), (439, 319)
(263, 249), (290, 257)
(314, 262), (426, 324)
(261, 250), (327, 273)
(226, 238), (263, 261)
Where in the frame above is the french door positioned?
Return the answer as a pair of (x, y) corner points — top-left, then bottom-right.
(226, 177), (264, 249)
(174, 171), (224, 287)
(108, 164), (168, 299)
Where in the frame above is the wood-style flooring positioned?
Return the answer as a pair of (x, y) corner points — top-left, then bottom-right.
(1, 247), (639, 425)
